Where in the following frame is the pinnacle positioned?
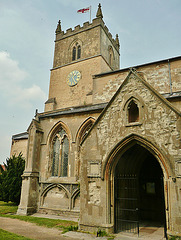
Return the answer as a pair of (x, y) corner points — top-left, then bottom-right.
(55, 20), (62, 34)
(115, 34), (120, 48)
(96, 3), (103, 19)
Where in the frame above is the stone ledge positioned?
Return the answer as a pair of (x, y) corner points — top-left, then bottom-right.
(79, 222), (114, 234)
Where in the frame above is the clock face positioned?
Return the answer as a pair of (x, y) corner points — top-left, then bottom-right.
(67, 70), (81, 86)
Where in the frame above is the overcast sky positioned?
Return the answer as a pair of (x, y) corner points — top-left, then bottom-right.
(0, 0), (181, 164)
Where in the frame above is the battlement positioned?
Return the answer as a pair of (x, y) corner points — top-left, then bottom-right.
(55, 16), (119, 52)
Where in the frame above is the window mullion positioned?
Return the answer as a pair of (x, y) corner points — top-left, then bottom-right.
(58, 138), (63, 177)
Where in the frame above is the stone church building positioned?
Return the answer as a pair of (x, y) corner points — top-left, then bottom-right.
(11, 4), (181, 238)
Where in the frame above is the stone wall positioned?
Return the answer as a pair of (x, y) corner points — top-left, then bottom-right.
(93, 57), (181, 110)
(46, 56), (110, 111)
(80, 70), (181, 234)
(10, 138), (28, 159)
(24, 111), (100, 215)
(54, 17), (119, 69)
(100, 27), (120, 70)
(53, 24), (100, 68)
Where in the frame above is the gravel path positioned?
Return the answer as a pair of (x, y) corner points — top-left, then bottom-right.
(0, 217), (76, 240)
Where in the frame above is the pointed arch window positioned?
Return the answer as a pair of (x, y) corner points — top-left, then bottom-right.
(128, 100), (139, 123)
(52, 127), (69, 177)
(71, 42), (82, 62)
(76, 118), (95, 179)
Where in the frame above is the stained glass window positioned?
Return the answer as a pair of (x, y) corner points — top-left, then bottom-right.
(61, 135), (69, 177)
(52, 128), (69, 177)
(52, 137), (60, 176)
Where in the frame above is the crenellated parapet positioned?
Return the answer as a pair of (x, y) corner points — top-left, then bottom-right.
(55, 4), (119, 52)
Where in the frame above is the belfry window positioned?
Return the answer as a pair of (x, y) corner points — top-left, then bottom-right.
(128, 100), (139, 123)
(72, 44), (81, 61)
(77, 45), (81, 59)
(52, 127), (69, 177)
(72, 47), (76, 61)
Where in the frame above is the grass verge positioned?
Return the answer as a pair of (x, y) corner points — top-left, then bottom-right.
(0, 201), (78, 232)
(0, 229), (33, 240)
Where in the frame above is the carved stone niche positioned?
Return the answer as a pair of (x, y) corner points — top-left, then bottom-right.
(87, 161), (101, 178)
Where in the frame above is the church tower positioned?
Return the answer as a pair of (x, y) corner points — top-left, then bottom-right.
(45, 4), (120, 112)
(17, 3), (120, 217)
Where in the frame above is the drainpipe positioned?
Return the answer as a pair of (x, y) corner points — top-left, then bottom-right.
(168, 59), (172, 95)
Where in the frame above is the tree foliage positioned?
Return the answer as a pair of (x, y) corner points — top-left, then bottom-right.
(0, 153), (25, 205)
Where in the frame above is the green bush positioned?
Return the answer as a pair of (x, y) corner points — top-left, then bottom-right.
(169, 237), (181, 240)
(97, 228), (108, 237)
(62, 225), (78, 233)
(0, 153), (25, 205)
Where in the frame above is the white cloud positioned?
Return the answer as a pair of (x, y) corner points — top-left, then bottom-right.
(0, 51), (27, 84)
(0, 51), (46, 109)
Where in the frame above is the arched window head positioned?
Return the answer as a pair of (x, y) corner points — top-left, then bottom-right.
(72, 47), (76, 61)
(76, 118), (95, 179)
(71, 42), (82, 61)
(79, 121), (93, 144)
(77, 118), (95, 146)
(52, 127), (69, 177)
(77, 45), (81, 59)
(128, 100), (139, 123)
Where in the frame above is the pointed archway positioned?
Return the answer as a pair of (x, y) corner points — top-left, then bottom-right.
(114, 144), (166, 235)
(103, 134), (170, 238)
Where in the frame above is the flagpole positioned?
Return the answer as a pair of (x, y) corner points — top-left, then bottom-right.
(90, 5), (91, 22)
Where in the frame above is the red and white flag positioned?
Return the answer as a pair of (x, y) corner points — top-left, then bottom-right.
(77, 7), (90, 14)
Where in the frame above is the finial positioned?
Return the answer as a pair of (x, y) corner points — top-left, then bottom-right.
(56, 20), (62, 34)
(96, 3), (103, 19)
(115, 34), (120, 48)
(34, 109), (38, 117)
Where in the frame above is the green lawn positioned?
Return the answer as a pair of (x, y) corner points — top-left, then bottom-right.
(0, 229), (33, 240)
(0, 201), (18, 214)
(0, 201), (78, 232)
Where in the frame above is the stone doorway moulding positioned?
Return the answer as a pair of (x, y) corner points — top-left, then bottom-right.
(102, 134), (171, 236)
